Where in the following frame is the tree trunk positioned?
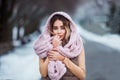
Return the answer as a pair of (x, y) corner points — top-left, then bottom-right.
(0, 0), (15, 54)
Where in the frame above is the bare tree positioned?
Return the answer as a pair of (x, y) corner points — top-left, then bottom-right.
(0, 0), (15, 54)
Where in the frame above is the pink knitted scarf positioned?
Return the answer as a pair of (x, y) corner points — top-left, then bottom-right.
(33, 12), (83, 80)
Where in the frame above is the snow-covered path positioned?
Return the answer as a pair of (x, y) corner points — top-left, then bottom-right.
(0, 38), (40, 80)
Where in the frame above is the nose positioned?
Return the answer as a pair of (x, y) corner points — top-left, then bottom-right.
(57, 29), (61, 34)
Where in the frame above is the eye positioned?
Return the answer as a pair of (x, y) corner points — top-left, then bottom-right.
(61, 26), (65, 29)
(53, 26), (58, 30)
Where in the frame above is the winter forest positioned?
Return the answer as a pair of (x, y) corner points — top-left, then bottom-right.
(0, 0), (120, 80)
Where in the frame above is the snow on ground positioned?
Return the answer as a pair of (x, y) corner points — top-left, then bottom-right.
(76, 23), (120, 52)
(0, 34), (40, 80)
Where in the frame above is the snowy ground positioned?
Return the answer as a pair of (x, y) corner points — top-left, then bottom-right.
(0, 34), (40, 80)
(77, 24), (120, 52)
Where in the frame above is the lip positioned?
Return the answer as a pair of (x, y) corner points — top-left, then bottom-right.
(58, 35), (62, 37)
(59, 35), (64, 40)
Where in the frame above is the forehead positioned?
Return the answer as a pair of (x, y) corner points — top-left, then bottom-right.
(53, 20), (63, 26)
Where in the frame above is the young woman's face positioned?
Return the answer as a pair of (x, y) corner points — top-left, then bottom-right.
(52, 20), (66, 40)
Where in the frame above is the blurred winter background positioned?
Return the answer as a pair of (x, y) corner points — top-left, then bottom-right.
(0, 0), (120, 80)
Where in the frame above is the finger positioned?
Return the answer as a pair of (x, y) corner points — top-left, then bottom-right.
(59, 37), (62, 40)
(48, 54), (54, 59)
(56, 35), (60, 40)
(48, 52), (55, 57)
(53, 35), (57, 39)
(54, 35), (61, 41)
(55, 35), (58, 38)
(48, 52), (51, 55)
(52, 48), (58, 51)
(54, 36), (58, 40)
(57, 36), (62, 41)
(48, 55), (53, 58)
(48, 57), (54, 61)
(49, 50), (56, 53)
(48, 55), (56, 61)
(56, 35), (59, 37)
(48, 53), (53, 56)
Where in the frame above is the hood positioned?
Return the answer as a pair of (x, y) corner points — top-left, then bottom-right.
(43, 11), (78, 35)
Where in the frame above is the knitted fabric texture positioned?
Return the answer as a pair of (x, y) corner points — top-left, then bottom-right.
(33, 11), (83, 80)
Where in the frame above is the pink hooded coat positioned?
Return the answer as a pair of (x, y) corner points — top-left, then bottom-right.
(33, 11), (83, 80)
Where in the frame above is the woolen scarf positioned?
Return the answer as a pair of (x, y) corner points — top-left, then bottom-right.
(33, 11), (83, 80)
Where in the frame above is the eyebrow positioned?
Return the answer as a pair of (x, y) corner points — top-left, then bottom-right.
(53, 24), (64, 27)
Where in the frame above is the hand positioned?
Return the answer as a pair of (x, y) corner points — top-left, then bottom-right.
(52, 35), (62, 48)
(48, 49), (65, 61)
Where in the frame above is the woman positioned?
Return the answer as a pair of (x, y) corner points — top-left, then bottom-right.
(33, 11), (86, 80)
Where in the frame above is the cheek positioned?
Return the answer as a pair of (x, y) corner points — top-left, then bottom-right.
(62, 30), (66, 35)
(53, 30), (57, 34)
